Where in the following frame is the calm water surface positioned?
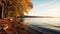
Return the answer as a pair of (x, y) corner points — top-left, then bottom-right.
(25, 18), (60, 31)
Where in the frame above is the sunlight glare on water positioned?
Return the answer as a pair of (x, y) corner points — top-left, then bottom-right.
(25, 18), (60, 31)
(25, 18), (59, 25)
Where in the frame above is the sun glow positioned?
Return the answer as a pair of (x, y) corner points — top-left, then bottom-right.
(28, 0), (60, 17)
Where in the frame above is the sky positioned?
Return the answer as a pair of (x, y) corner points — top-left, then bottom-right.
(27, 0), (60, 17)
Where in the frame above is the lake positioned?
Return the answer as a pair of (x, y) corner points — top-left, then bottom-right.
(24, 18), (60, 31)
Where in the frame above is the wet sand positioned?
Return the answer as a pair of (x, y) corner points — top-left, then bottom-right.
(28, 24), (60, 34)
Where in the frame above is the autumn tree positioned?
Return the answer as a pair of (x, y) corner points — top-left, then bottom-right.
(1, 0), (33, 22)
(3, 0), (33, 17)
(0, 0), (33, 34)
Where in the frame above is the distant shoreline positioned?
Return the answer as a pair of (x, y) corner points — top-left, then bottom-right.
(17, 16), (54, 18)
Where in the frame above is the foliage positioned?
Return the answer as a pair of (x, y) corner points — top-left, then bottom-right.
(4, 0), (33, 17)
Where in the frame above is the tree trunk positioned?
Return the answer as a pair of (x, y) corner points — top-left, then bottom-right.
(0, 6), (2, 19)
(20, 16), (24, 22)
